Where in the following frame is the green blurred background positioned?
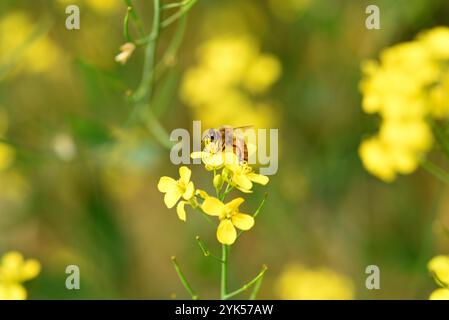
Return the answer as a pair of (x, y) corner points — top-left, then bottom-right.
(1, 0), (449, 299)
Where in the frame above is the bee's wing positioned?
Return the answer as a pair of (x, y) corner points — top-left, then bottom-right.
(233, 125), (254, 131)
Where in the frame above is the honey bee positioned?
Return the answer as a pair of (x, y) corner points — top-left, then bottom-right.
(202, 125), (253, 164)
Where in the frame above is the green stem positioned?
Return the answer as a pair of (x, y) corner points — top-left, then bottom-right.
(123, 0), (145, 36)
(420, 159), (449, 185)
(132, 0), (161, 106)
(161, 0), (198, 28)
(196, 236), (223, 262)
(220, 244), (228, 300)
(253, 193), (268, 218)
(163, 1), (190, 10)
(171, 256), (198, 300)
(221, 184), (233, 201)
(224, 265), (268, 300)
(123, 7), (132, 42)
(248, 272), (265, 300)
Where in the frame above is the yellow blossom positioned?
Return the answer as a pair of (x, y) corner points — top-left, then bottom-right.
(428, 255), (449, 286)
(359, 26), (449, 181)
(0, 12), (62, 75)
(0, 251), (41, 300)
(0, 142), (15, 172)
(191, 150), (225, 171)
(276, 263), (354, 300)
(202, 197), (254, 245)
(222, 162), (269, 193)
(157, 166), (195, 221)
(429, 288), (449, 300)
(180, 35), (281, 128)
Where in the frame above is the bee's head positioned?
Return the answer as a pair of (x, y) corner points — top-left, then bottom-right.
(203, 129), (222, 152)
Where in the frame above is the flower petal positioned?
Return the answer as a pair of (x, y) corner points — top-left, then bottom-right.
(196, 189), (209, 199)
(176, 201), (187, 221)
(191, 151), (204, 159)
(183, 181), (195, 200)
(157, 176), (176, 193)
(203, 152), (224, 168)
(429, 288), (449, 300)
(217, 219), (237, 245)
(231, 213), (255, 231)
(20, 259), (41, 281)
(0, 283), (27, 300)
(164, 188), (182, 208)
(232, 173), (253, 191)
(202, 197), (225, 216)
(225, 197), (245, 212)
(247, 172), (269, 185)
(179, 166), (191, 184)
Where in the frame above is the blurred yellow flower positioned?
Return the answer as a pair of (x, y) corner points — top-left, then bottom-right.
(276, 263), (354, 300)
(359, 27), (449, 182)
(180, 35), (281, 128)
(0, 143), (15, 172)
(429, 288), (449, 300)
(0, 251), (41, 300)
(428, 255), (449, 286)
(0, 12), (61, 75)
(202, 197), (254, 245)
(157, 166), (195, 221)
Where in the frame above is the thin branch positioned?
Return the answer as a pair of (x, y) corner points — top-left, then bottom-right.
(123, 7), (132, 42)
(161, 0), (198, 28)
(224, 265), (268, 300)
(123, 0), (145, 36)
(420, 158), (449, 185)
(171, 256), (199, 300)
(249, 271), (265, 300)
(253, 193), (268, 218)
(195, 236), (223, 262)
(163, 1), (190, 10)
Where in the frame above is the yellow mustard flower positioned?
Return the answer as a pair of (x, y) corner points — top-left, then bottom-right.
(180, 35), (281, 129)
(276, 263), (354, 300)
(359, 26), (449, 182)
(157, 166), (195, 221)
(428, 255), (449, 286)
(0, 12), (62, 75)
(429, 288), (449, 300)
(0, 142), (15, 172)
(222, 162), (269, 193)
(191, 151), (225, 171)
(0, 251), (41, 300)
(202, 197), (254, 245)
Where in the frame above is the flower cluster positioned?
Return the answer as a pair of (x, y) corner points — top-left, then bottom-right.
(0, 12), (62, 75)
(180, 35), (281, 129)
(158, 151), (268, 245)
(428, 255), (449, 300)
(0, 251), (41, 300)
(275, 263), (354, 300)
(359, 27), (449, 182)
